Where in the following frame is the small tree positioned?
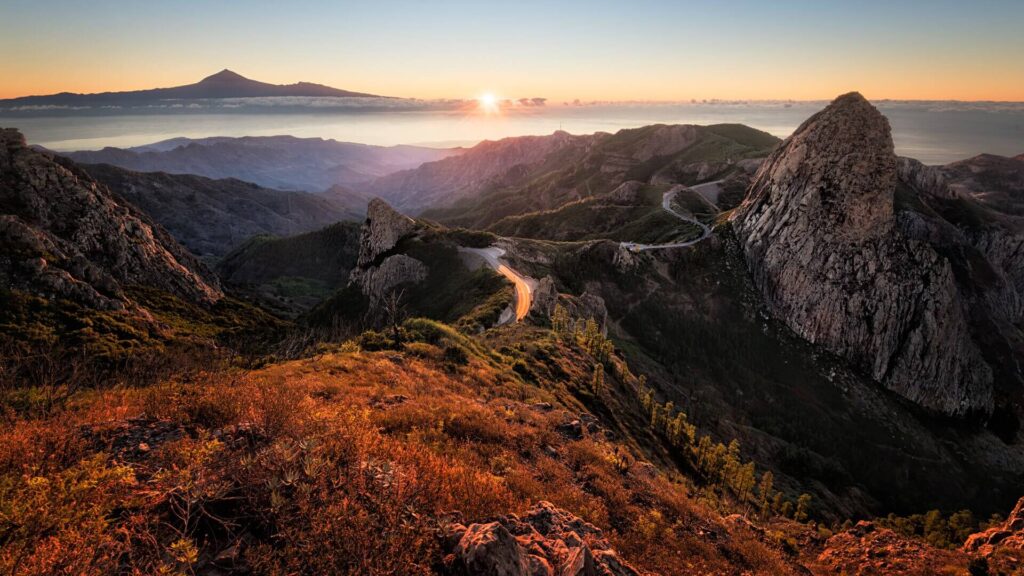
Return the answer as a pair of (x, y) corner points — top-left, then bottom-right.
(758, 471), (774, 520)
(795, 493), (812, 522)
(780, 500), (794, 519)
(590, 363), (605, 395)
(551, 305), (572, 337)
(382, 289), (407, 348)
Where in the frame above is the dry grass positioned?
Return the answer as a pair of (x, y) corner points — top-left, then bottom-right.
(0, 339), (817, 575)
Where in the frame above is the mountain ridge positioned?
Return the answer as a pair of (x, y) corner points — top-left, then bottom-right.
(0, 69), (380, 107)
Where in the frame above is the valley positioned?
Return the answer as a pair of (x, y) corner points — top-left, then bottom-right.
(619, 183), (716, 251)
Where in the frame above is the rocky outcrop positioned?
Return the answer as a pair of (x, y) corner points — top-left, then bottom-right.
(964, 496), (1024, 557)
(351, 254), (427, 300)
(529, 276), (559, 321)
(357, 198), (417, 266)
(898, 155), (1024, 325)
(0, 128), (222, 309)
(818, 521), (967, 576)
(347, 198), (428, 316)
(443, 501), (641, 576)
(732, 93), (993, 416)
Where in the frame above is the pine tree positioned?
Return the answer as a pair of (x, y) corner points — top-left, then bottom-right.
(551, 305), (571, 337)
(724, 439), (741, 485)
(696, 435), (713, 474)
(758, 471), (774, 519)
(650, 402), (664, 429)
(733, 462), (756, 503)
(795, 493), (812, 522)
(772, 492), (784, 514)
(710, 443), (728, 484)
(590, 363), (605, 395)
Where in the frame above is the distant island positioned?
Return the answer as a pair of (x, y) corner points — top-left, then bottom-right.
(0, 69), (381, 107)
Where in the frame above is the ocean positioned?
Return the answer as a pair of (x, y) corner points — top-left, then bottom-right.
(3, 100), (1022, 165)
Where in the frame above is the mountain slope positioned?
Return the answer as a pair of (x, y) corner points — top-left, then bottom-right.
(215, 222), (362, 315)
(369, 123), (778, 227)
(0, 69), (378, 108)
(64, 135), (459, 190)
(79, 163), (362, 260)
(0, 128), (221, 310)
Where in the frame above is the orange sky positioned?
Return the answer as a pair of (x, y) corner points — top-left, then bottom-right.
(2, 1), (1022, 102)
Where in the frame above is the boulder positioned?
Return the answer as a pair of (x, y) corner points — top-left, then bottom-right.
(454, 522), (529, 576)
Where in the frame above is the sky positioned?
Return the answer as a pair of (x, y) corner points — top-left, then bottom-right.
(2, 0), (1023, 102)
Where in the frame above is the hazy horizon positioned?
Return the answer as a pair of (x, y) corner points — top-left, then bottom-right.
(8, 98), (1022, 166)
(3, 0), (1023, 102)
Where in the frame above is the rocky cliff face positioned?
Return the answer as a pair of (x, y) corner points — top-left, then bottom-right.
(349, 199), (427, 306)
(732, 93), (993, 417)
(356, 198), (417, 266)
(0, 128), (221, 310)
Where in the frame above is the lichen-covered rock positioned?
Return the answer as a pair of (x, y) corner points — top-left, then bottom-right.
(453, 522), (530, 576)
(732, 93), (992, 416)
(446, 502), (640, 576)
(357, 198), (416, 266)
(0, 128), (222, 309)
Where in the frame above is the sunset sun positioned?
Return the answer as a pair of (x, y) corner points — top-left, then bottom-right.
(477, 92), (500, 114)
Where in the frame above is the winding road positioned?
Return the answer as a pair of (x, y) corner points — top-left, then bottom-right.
(458, 246), (538, 324)
(619, 182), (721, 252)
(458, 180), (722, 323)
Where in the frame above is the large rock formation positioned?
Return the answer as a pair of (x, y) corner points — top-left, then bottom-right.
(732, 93), (992, 416)
(356, 198), (417, 266)
(0, 128), (221, 310)
(348, 199), (427, 308)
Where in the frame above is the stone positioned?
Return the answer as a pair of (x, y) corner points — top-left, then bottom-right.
(443, 502), (641, 576)
(454, 522), (529, 576)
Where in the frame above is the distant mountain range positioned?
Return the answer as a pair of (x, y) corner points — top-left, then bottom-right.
(0, 69), (380, 108)
(62, 135), (461, 190)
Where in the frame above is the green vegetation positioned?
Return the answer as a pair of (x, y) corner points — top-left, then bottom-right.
(488, 181), (706, 244)
(216, 222), (361, 315)
(876, 509), (988, 549)
(424, 124), (780, 230)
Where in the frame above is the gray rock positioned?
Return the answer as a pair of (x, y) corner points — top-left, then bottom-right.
(357, 198), (416, 266)
(732, 93), (992, 416)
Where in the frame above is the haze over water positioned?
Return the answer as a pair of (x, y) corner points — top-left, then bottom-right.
(6, 101), (1022, 165)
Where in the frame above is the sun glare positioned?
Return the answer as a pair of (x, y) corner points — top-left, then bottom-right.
(477, 92), (500, 114)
